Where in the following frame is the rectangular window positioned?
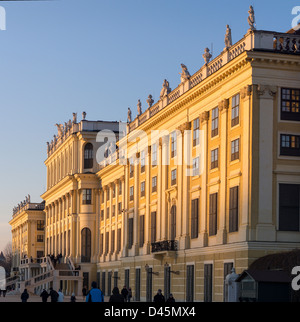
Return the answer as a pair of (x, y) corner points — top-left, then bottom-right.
(119, 181), (122, 195)
(204, 264), (213, 302)
(112, 205), (116, 217)
(37, 220), (45, 231)
(111, 230), (115, 253)
(107, 188), (110, 201)
(141, 181), (145, 197)
(209, 193), (218, 236)
(171, 132), (177, 158)
(193, 118), (200, 147)
(280, 134), (300, 156)
(37, 235), (44, 242)
(191, 199), (199, 239)
(125, 269), (130, 291)
(231, 139), (240, 161)
(100, 209), (104, 221)
(231, 94), (240, 127)
(130, 186), (134, 201)
(139, 215), (145, 247)
(135, 269), (141, 302)
(140, 150), (145, 173)
(211, 107), (219, 137)
(279, 184), (300, 231)
(100, 233), (104, 255)
(129, 157), (134, 178)
(171, 169), (177, 186)
(112, 183), (116, 198)
(152, 144), (157, 167)
(281, 88), (300, 121)
(117, 228), (121, 253)
(152, 176), (157, 193)
(82, 189), (92, 205)
(151, 212), (156, 243)
(211, 148), (219, 169)
(193, 157), (199, 176)
(128, 218), (134, 249)
(229, 187), (239, 233)
(118, 202), (122, 215)
(186, 265), (194, 302)
(106, 207), (110, 219)
(105, 232), (109, 254)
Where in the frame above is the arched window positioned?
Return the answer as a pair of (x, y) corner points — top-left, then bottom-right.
(84, 143), (93, 169)
(81, 228), (91, 263)
(170, 206), (176, 241)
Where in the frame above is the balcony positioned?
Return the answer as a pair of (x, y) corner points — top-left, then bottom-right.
(151, 240), (178, 260)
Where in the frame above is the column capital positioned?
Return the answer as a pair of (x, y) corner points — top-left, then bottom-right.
(177, 121), (191, 133)
(218, 98), (230, 112)
(200, 111), (210, 124)
(256, 84), (277, 99)
(240, 85), (253, 100)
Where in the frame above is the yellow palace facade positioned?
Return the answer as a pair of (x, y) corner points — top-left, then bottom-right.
(10, 22), (300, 301)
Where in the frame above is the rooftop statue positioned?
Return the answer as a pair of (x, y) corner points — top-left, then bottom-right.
(127, 107), (132, 123)
(147, 94), (154, 108)
(248, 5), (256, 31)
(72, 112), (77, 124)
(224, 25), (232, 49)
(180, 64), (191, 83)
(55, 123), (63, 137)
(203, 48), (212, 64)
(160, 79), (171, 99)
(137, 99), (142, 116)
(82, 111), (87, 120)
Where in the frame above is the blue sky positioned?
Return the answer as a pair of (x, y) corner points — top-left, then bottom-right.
(0, 0), (298, 251)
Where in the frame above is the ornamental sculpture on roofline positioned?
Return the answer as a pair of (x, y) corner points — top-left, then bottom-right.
(248, 5), (256, 31)
(160, 79), (171, 99)
(147, 94), (154, 108)
(179, 64), (191, 83)
(127, 107), (132, 123)
(203, 48), (212, 64)
(137, 99), (142, 116)
(224, 24), (232, 49)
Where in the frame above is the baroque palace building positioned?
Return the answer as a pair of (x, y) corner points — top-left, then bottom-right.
(9, 11), (300, 301)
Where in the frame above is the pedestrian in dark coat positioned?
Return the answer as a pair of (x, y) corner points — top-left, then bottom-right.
(109, 287), (125, 303)
(166, 293), (175, 302)
(121, 285), (129, 302)
(21, 289), (29, 302)
(153, 289), (165, 303)
(49, 287), (59, 302)
(40, 289), (49, 302)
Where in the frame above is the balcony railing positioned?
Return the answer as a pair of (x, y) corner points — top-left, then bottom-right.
(151, 240), (178, 253)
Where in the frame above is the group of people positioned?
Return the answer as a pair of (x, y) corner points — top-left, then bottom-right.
(48, 254), (63, 266)
(154, 289), (175, 303)
(21, 288), (76, 303)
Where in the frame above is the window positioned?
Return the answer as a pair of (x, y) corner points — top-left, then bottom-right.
(106, 188), (110, 201)
(129, 157), (134, 178)
(193, 157), (199, 176)
(193, 118), (200, 147)
(119, 181), (122, 195)
(279, 184), (300, 231)
(171, 132), (177, 158)
(280, 134), (300, 156)
(164, 266), (171, 300)
(118, 202), (122, 215)
(117, 228), (121, 253)
(281, 88), (300, 121)
(211, 107), (219, 137)
(211, 148), (219, 169)
(141, 181), (145, 197)
(231, 139), (240, 161)
(112, 205), (116, 217)
(139, 215), (145, 247)
(135, 269), (141, 302)
(191, 199), (199, 239)
(186, 265), (194, 302)
(112, 183), (116, 198)
(84, 143), (93, 169)
(140, 151), (145, 173)
(81, 228), (91, 262)
(151, 212), (156, 243)
(37, 220), (45, 231)
(101, 190), (104, 204)
(209, 193), (218, 236)
(152, 144), (157, 166)
(130, 186), (134, 201)
(111, 230), (115, 253)
(106, 207), (109, 219)
(229, 187), (239, 233)
(152, 176), (157, 193)
(171, 169), (177, 186)
(204, 264), (213, 302)
(100, 209), (104, 221)
(128, 218), (134, 249)
(82, 189), (92, 205)
(37, 235), (44, 243)
(105, 232), (109, 254)
(170, 206), (176, 240)
(231, 94), (240, 127)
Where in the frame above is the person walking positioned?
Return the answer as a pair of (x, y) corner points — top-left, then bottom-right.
(82, 285), (87, 300)
(70, 292), (76, 302)
(85, 281), (104, 302)
(40, 289), (49, 302)
(166, 293), (175, 303)
(57, 289), (64, 302)
(127, 287), (132, 302)
(49, 287), (59, 302)
(21, 289), (29, 302)
(153, 289), (165, 303)
(109, 287), (125, 303)
(121, 285), (129, 302)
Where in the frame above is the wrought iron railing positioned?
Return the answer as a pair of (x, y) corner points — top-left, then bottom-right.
(151, 240), (178, 253)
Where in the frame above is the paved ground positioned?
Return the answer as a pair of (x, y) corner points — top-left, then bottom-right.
(0, 293), (111, 302)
